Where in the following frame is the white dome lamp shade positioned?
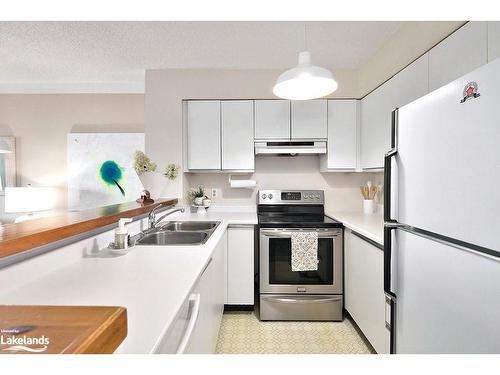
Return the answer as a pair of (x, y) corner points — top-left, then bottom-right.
(273, 51), (338, 100)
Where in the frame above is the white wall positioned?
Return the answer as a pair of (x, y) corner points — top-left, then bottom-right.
(0, 94), (144, 221)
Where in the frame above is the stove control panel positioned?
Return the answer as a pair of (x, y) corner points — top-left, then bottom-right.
(258, 190), (324, 205)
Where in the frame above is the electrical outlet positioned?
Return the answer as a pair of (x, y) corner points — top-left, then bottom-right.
(211, 188), (219, 198)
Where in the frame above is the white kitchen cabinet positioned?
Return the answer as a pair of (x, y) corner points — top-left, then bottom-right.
(291, 100), (327, 139)
(429, 22), (487, 91)
(360, 53), (429, 170)
(488, 21), (500, 62)
(185, 231), (226, 354)
(221, 101), (254, 171)
(320, 100), (359, 171)
(226, 225), (254, 305)
(186, 101), (221, 170)
(392, 53), (429, 108)
(360, 78), (397, 170)
(154, 231), (225, 354)
(254, 100), (290, 139)
(153, 291), (195, 354)
(345, 228), (388, 354)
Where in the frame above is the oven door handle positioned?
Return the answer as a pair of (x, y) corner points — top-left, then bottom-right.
(260, 229), (340, 238)
(261, 296), (342, 304)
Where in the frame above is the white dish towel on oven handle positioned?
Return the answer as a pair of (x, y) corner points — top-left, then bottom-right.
(291, 231), (319, 271)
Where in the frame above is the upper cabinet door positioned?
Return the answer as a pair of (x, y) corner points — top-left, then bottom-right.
(429, 22), (487, 91)
(254, 100), (290, 139)
(360, 78), (397, 170)
(221, 101), (255, 171)
(488, 21), (500, 62)
(392, 53), (429, 108)
(323, 100), (358, 170)
(187, 101), (221, 170)
(291, 100), (327, 139)
(360, 54), (429, 170)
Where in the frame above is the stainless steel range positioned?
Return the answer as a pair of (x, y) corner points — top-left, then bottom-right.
(258, 190), (344, 321)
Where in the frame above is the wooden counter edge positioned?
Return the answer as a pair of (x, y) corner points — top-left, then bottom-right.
(72, 306), (128, 354)
(0, 198), (178, 259)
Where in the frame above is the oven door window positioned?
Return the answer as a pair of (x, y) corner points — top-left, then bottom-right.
(268, 237), (334, 285)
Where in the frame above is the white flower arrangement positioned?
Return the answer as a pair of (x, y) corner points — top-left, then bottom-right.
(133, 151), (157, 175)
(133, 151), (180, 181)
(164, 164), (180, 180)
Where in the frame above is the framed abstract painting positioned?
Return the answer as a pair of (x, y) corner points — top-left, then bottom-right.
(67, 133), (145, 210)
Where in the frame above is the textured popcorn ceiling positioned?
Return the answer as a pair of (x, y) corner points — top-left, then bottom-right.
(0, 21), (403, 92)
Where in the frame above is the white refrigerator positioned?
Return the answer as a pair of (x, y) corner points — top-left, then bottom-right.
(384, 57), (500, 353)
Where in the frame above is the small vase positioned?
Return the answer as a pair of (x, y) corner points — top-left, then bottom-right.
(194, 197), (204, 206)
(138, 171), (167, 200)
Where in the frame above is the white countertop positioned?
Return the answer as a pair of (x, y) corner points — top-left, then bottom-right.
(327, 211), (384, 245)
(0, 209), (257, 354)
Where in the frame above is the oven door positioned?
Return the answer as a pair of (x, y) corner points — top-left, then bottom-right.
(260, 228), (343, 294)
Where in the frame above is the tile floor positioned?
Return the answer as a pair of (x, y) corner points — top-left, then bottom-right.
(216, 311), (374, 354)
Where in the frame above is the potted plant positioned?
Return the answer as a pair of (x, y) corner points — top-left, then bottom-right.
(187, 186), (206, 206)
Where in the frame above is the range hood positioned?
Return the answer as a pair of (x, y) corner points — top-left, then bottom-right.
(254, 141), (327, 156)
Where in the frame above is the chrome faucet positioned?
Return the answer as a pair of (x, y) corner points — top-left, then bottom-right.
(148, 204), (185, 229)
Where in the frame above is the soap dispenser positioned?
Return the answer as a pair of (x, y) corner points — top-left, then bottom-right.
(115, 218), (133, 249)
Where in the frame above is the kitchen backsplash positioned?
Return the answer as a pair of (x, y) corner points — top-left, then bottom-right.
(185, 156), (383, 212)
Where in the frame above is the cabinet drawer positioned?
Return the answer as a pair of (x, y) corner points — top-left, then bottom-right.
(260, 294), (343, 321)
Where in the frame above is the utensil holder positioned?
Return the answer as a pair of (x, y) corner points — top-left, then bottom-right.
(363, 199), (375, 214)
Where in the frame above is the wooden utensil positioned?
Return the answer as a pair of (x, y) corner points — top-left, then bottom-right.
(360, 186), (370, 199)
(369, 185), (379, 199)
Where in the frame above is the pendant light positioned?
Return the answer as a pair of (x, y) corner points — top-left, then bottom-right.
(273, 24), (338, 100)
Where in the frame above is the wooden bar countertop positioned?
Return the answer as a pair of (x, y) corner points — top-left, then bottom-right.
(0, 198), (178, 259)
(0, 305), (127, 354)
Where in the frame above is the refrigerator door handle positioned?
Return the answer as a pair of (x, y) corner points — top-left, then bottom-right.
(384, 222), (401, 354)
(384, 109), (399, 223)
(383, 223), (400, 299)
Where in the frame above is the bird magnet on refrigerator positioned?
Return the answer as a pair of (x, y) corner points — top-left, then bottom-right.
(460, 81), (480, 103)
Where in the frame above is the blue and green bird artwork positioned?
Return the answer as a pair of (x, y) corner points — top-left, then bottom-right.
(99, 160), (125, 196)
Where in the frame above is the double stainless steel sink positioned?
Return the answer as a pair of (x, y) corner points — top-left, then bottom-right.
(133, 221), (220, 246)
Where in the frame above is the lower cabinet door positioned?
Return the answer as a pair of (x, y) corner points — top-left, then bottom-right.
(153, 292), (201, 354)
(186, 231), (226, 353)
(345, 229), (388, 353)
(226, 226), (255, 305)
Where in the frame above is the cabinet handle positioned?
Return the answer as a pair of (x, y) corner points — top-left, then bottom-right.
(176, 293), (201, 354)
